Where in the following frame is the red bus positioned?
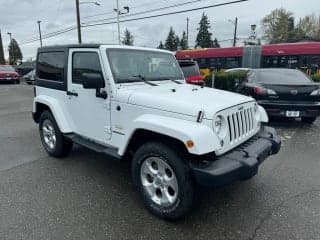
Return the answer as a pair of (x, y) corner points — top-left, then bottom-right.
(175, 42), (320, 76)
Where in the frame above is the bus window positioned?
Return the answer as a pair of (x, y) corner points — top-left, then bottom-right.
(287, 56), (299, 68)
(310, 55), (320, 74)
(197, 58), (207, 68)
(279, 56), (287, 67)
(226, 57), (241, 69)
(300, 55), (309, 68)
(262, 56), (279, 68)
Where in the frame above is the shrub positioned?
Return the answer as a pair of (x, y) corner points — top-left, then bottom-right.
(311, 74), (320, 82)
(204, 70), (248, 92)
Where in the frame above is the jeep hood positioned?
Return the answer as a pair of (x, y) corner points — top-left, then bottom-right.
(117, 83), (254, 119)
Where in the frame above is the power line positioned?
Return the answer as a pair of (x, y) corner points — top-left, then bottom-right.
(21, 0), (190, 44)
(82, 0), (206, 25)
(82, 0), (249, 27)
(81, 0), (170, 20)
(20, 27), (76, 45)
(19, 0), (249, 45)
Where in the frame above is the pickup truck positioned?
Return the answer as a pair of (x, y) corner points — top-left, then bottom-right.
(32, 44), (281, 220)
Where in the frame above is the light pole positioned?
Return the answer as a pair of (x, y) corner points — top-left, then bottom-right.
(7, 32), (14, 65)
(37, 21), (43, 47)
(229, 17), (238, 47)
(75, 1), (100, 44)
(114, 0), (129, 45)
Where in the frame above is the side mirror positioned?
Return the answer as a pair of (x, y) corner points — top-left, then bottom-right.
(81, 72), (108, 99)
(81, 73), (105, 89)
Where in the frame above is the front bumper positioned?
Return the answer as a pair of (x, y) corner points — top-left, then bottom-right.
(258, 100), (320, 117)
(191, 126), (281, 187)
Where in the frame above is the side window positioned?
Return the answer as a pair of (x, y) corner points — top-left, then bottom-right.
(72, 52), (103, 84)
(38, 52), (65, 81)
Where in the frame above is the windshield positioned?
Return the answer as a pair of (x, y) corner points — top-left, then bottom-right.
(255, 69), (313, 84)
(0, 65), (15, 71)
(107, 49), (184, 83)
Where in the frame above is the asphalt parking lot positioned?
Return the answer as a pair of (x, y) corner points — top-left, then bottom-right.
(0, 83), (320, 240)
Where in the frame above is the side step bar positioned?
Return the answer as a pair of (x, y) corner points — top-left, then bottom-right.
(64, 133), (121, 159)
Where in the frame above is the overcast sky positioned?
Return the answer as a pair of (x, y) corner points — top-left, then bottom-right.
(0, 0), (319, 60)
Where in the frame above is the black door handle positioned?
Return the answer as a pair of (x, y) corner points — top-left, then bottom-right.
(67, 91), (78, 97)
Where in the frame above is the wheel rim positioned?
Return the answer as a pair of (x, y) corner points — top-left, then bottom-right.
(42, 119), (57, 150)
(140, 157), (178, 207)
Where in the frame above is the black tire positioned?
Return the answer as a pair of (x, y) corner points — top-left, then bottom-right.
(15, 79), (20, 84)
(39, 111), (73, 158)
(132, 142), (194, 220)
(301, 117), (316, 124)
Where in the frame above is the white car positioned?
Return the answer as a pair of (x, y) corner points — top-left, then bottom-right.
(32, 44), (281, 220)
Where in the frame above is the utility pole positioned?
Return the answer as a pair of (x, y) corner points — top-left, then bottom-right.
(186, 17), (189, 47)
(233, 17), (238, 47)
(116, 0), (120, 44)
(7, 32), (14, 65)
(114, 1), (129, 45)
(37, 21), (43, 47)
(0, 30), (5, 64)
(76, 0), (82, 44)
(75, 1), (100, 44)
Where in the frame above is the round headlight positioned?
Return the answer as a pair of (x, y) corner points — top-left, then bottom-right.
(214, 115), (223, 134)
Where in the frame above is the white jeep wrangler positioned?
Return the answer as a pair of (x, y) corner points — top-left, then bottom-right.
(32, 44), (281, 219)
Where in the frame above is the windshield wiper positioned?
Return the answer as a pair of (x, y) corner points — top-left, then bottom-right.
(132, 75), (158, 86)
(153, 77), (183, 84)
(170, 79), (183, 84)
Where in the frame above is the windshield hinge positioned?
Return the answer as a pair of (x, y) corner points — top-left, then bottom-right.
(104, 126), (112, 135)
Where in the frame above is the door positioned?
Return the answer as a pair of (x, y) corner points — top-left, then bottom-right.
(242, 46), (262, 69)
(66, 49), (111, 143)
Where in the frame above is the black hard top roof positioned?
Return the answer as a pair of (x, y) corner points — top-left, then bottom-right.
(38, 43), (115, 52)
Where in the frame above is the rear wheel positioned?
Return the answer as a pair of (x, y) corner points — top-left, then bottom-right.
(39, 111), (73, 158)
(132, 142), (194, 220)
(301, 117), (316, 124)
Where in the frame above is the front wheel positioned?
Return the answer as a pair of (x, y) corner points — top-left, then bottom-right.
(132, 142), (194, 220)
(39, 111), (73, 158)
(301, 117), (316, 124)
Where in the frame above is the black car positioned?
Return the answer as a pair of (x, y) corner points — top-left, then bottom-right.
(238, 68), (320, 123)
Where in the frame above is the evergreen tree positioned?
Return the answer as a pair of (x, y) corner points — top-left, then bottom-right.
(165, 27), (178, 51)
(157, 41), (165, 49)
(121, 28), (134, 46)
(195, 13), (214, 48)
(174, 35), (180, 50)
(212, 38), (220, 48)
(0, 30), (5, 64)
(8, 38), (22, 65)
(180, 31), (188, 50)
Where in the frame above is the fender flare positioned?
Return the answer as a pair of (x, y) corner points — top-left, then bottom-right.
(119, 114), (221, 156)
(33, 95), (73, 133)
